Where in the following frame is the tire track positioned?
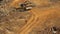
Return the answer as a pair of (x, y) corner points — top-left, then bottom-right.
(24, 15), (47, 33)
(19, 9), (39, 34)
(18, 13), (35, 32)
(20, 16), (38, 34)
(24, 17), (40, 34)
(23, 15), (49, 34)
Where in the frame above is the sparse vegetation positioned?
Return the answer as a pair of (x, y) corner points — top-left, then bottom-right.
(0, 0), (60, 34)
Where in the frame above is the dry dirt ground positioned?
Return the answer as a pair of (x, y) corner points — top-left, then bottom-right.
(0, 0), (60, 34)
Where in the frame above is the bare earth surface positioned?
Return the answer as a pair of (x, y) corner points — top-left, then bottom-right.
(0, 0), (60, 34)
